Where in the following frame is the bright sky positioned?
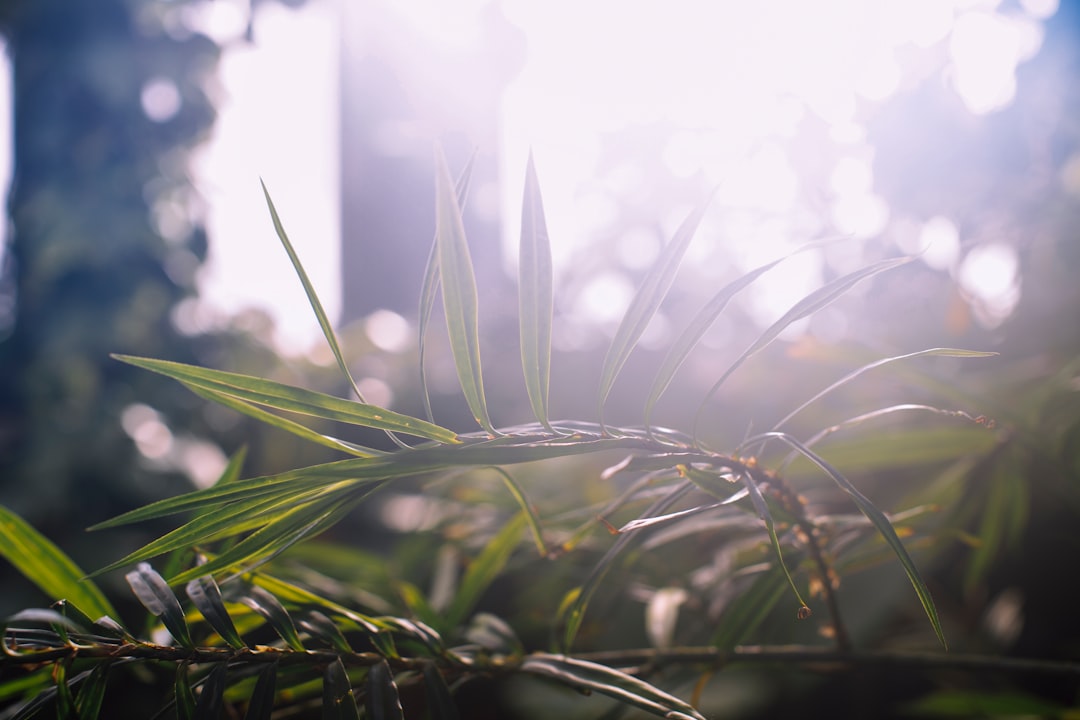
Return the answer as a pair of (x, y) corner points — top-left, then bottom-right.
(0, 0), (1062, 351)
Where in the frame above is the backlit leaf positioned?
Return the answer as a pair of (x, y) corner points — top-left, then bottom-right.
(519, 151), (555, 431)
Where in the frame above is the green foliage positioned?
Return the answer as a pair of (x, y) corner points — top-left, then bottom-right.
(2, 149), (1027, 718)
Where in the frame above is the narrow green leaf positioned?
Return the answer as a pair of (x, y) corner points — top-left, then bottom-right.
(366, 660), (405, 720)
(421, 663), (460, 720)
(519, 151), (555, 431)
(434, 146), (497, 434)
(521, 653), (706, 720)
(773, 347), (999, 432)
(752, 431), (947, 649)
(0, 505), (116, 621)
(298, 610), (353, 652)
(125, 563), (193, 647)
(694, 256), (913, 439)
(114, 354), (457, 443)
(445, 512), (527, 629)
(681, 466), (808, 615)
(186, 576), (247, 649)
(186, 383), (380, 458)
(486, 467), (548, 556)
(243, 663), (279, 720)
(74, 662), (111, 720)
(559, 482), (695, 652)
(194, 663), (228, 720)
(176, 661), (197, 720)
(644, 255), (787, 429)
(419, 153), (477, 423)
(598, 196), (712, 428)
(240, 585), (305, 652)
(323, 658), (361, 720)
(54, 655), (76, 720)
(617, 492), (747, 533)
(712, 564), (790, 650)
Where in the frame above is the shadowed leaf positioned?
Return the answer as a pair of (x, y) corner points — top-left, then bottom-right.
(434, 145), (496, 434)
(422, 663), (460, 720)
(0, 504), (117, 621)
(323, 658), (361, 720)
(521, 653), (706, 720)
(445, 512), (527, 629)
(194, 663), (227, 719)
(176, 662), (196, 720)
(240, 585), (305, 652)
(366, 660), (404, 720)
(752, 432), (947, 649)
(125, 563), (192, 648)
(243, 663), (279, 720)
(519, 151), (555, 431)
(74, 662), (110, 720)
(186, 576), (246, 649)
(598, 195), (712, 428)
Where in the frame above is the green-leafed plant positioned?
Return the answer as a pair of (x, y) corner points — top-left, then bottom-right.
(3, 146), (1031, 719)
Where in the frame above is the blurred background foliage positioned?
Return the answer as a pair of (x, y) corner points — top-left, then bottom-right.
(1, 0), (1079, 717)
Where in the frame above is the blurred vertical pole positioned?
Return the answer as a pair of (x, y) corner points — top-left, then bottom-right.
(337, 0), (525, 323)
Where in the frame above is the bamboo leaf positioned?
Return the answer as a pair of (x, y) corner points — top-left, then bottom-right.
(114, 354), (457, 443)
(773, 348), (998, 432)
(645, 255), (789, 429)
(176, 662), (196, 720)
(186, 576), (247, 649)
(240, 585), (305, 652)
(125, 563), (193, 647)
(0, 504), (117, 621)
(298, 610), (353, 652)
(323, 658), (361, 720)
(598, 196), (712, 427)
(694, 256), (913, 438)
(194, 663), (228, 720)
(521, 653), (706, 720)
(445, 512), (527, 629)
(712, 564), (790, 649)
(519, 151), (555, 431)
(421, 663), (460, 720)
(752, 432), (947, 649)
(420, 152), (476, 423)
(74, 662), (111, 720)
(433, 145), (496, 434)
(243, 663), (279, 720)
(366, 660), (405, 720)
(486, 467), (548, 556)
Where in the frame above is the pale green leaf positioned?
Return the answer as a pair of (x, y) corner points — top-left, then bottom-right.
(434, 145), (496, 434)
(445, 512), (527, 629)
(519, 151), (555, 431)
(598, 196), (712, 428)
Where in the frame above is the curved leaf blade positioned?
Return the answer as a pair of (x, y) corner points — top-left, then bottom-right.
(445, 512), (527, 629)
(186, 576), (247, 649)
(693, 256), (913, 438)
(194, 662), (228, 720)
(323, 657), (361, 720)
(240, 585), (305, 652)
(753, 431), (947, 649)
(434, 145), (496, 434)
(366, 660), (405, 720)
(113, 354), (457, 443)
(521, 653), (705, 720)
(421, 663), (460, 720)
(125, 563), (193, 647)
(0, 504), (117, 621)
(243, 663), (279, 720)
(519, 151), (555, 431)
(598, 196), (712, 427)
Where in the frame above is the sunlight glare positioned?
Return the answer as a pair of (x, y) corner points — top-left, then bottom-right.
(957, 243), (1020, 327)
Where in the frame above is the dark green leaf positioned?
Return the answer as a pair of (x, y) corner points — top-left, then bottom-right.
(243, 663), (279, 720)
(322, 658), (361, 720)
(433, 145), (496, 434)
(421, 663), (459, 720)
(74, 662), (111, 720)
(366, 660), (404, 720)
(445, 512), (527, 629)
(298, 610), (353, 652)
(125, 563), (193, 648)
(186, 576), (247, 649)
(239, 585), (305, 652)
(176, 662), (196, 720)
(521, 653), (706, 720)
(519, 151), (555, 432)
(194, 663), (228, 719)
(598, 195), (712, 427)
(0, 504), (117, 621)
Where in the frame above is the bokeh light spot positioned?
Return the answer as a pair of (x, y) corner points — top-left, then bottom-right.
(140, 77), (182, 122)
